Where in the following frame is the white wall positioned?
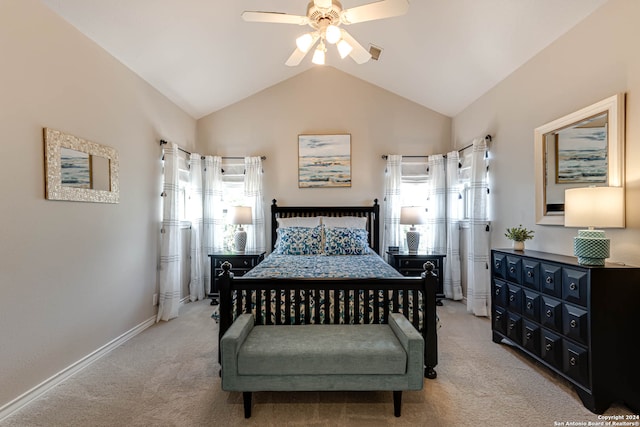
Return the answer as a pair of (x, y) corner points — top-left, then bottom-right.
(197, 67), (451, 247)
(453, 0), (640, 267)
(0, 0), (196, 409)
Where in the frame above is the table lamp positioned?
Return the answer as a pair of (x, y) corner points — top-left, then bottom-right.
(230, 206), (252, 254)
(564, 186), (624, 266)
(400, 206), (427, 254)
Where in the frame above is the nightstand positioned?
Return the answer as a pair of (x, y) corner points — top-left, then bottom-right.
(387, 251), (446, 305)
(208, 252), (265, 305)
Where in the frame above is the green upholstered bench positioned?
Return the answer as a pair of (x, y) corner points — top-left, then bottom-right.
(220, 312), (424, 418)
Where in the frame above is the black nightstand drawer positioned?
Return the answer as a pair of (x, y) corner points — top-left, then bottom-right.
(387, 252), (446, 303)
(209, 252), (265, 297)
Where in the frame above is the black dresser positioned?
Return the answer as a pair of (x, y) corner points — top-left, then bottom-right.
(208, 252), (265, 304)
(491, 249), (640, 414)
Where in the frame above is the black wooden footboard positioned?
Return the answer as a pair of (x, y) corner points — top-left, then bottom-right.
(217, 262), (439, 379)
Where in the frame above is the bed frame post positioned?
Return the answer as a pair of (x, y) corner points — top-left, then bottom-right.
(372, 199), (380, 254)
(423, 261), (438, 379)
(218, 261), (233, 362)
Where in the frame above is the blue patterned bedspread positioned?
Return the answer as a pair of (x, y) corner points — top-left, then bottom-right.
(242, 253), (402, 279)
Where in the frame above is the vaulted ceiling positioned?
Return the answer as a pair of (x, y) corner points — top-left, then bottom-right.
(41, 0), (607, 119)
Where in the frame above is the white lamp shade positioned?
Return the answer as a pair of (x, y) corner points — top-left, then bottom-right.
(296, 33), (314, 53)
(564, 186), (624, 228)
(400, 206), (427, 226)
(337, 39), (353, 58)
(325, 25), (341, 44)
(230, 206), (252, 225)
(312, 46), (325, 65)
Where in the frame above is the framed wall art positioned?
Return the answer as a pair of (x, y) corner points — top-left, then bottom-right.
(44, 128), (119, 203)
(298, 134), (351, 188)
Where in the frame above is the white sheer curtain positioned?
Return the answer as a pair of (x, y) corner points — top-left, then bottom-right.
(466, 138), (491, 316)
(208, 156), (226, 255)
(203, 155), (222, 294)
(426, 155), (446, 254)
(157, 142), (181, 322)
(244, 156), (266, 253)
(382, 155), (402, 258)
(188, 154), (205, 302)
(445, 151), (463, 300)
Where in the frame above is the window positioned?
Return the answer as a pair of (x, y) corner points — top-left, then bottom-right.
(220, 160), (245, 251)
(400, 160), (430, 252)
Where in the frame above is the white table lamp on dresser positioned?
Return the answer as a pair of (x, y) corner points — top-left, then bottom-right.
(230, 206), (252, 254)
(400, 206), (427, 254)
(564, 186), (624, 266)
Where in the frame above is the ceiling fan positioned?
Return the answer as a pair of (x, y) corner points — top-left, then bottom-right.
(241, 0), (410, 66)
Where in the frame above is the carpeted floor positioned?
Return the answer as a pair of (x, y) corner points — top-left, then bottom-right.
(1, 300), (634, 426)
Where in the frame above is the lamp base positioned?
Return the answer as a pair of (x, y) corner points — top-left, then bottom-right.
(406, 228), (420, 254)
(234, 228), (247, 254)
(574, 229), (609, 266)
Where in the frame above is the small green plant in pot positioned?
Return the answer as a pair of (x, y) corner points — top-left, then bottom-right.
(505, 224), (534, 251)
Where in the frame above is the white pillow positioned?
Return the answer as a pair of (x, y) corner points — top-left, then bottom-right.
(277, 216), (321, 228)
(321, 216), (367, 229)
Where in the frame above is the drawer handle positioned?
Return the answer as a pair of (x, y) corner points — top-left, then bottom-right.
(244, 260), (249, 266)
(495, 289), (500, 296)
(545, 343), (552, 351)
(509, 295), (515, 302)
(404, 260), (409, 266)
(495, 314), (501, 321)
(508, 321), (515, 330)
(509, 266), (515, 273)
(569, 357), (577, 366)
(526, 302), (532, 309)
(546, 276), (553, 284)
(546, 309), (553, 318)
(570, 319), (577, 328)
(527, 271), (533, 278)
(525, 332), (532, 340)
(570, 282), (577, 291)
(495, 262), (501, 269)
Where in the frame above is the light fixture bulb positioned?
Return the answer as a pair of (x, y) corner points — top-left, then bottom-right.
(325, 25), (341, 44)
(337, 39), (353, 58)
(296, 33), (314, 53)
(312, 43), (325, 65)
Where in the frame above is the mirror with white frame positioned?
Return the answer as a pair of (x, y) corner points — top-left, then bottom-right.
(44, 128), (119, 203)
(534, 94), (625, 225)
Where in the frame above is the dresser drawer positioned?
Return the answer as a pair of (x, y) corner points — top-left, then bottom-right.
(563, 340), (590, 388)
(562, 268), (588, 307)
(563, 303), (589, 345)
(522, 289), (540, 321)
(507, 283), (522, 313)
(541, 296), (563, 332)
(213, 256), (259, 269)
(506, 313), (523, 345)
(493, 307), (507, 335)
(506, 256), (522, 284)
(522, 320), (541, 356)
(541, 263), (562, 298)
(493, 252), (507, 280)
(398, 257), (435, 269)
(541, 328), (563, 369)
(522, 259), (540, 290)
(493, 279), (508, 307)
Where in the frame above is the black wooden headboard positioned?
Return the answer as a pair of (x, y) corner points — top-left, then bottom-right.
(270, 199), (381, 255)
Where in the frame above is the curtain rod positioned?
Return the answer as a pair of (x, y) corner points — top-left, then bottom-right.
(380, 134), (492, 159)
(159, 140), (266, 160)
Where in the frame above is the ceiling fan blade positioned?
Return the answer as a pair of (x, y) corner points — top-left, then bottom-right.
(341, 0), (409, 25)
(242, 11), (308, 25)
(340, 30), (372, 64)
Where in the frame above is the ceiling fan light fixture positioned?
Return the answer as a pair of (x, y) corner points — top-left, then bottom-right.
(296, 33), (314, 53)
(314, 0), (332, 10)
(337, 39), (353, 58)
(312, 43), (326, 65)
(325, 24), (341, 44)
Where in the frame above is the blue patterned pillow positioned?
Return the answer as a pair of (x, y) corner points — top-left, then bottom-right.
(324, 227), (370, 255)
(273, 226), (323, 255)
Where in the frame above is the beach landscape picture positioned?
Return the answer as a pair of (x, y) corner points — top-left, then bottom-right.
(60, 147), (91, 188)
(298, 134), (351, 188)
(556, 115), (608, 184)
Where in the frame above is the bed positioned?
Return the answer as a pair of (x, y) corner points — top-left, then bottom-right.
(216, 199), (438, 378)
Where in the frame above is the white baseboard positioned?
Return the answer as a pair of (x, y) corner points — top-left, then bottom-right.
(0, 315), (156, 422)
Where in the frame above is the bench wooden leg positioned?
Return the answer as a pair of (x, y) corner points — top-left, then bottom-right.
(243, 392), (252, 418)
(393, 391), (402, 417)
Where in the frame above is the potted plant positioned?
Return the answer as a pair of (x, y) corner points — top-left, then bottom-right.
(505, 224), (534, 251)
